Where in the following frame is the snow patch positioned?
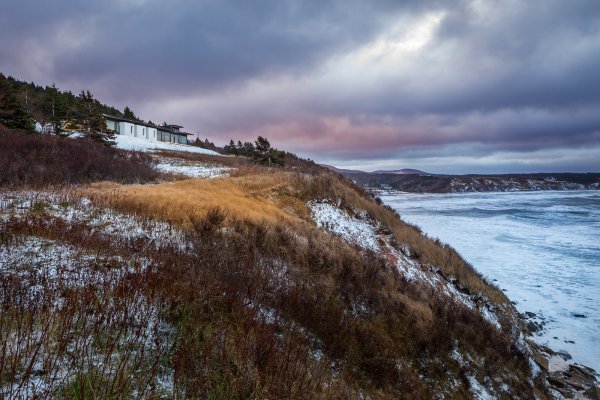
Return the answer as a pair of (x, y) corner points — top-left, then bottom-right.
(0, 191), (190, 252)
(548, 355), (570, 373)
(468, 376), (496, 400)
(114, 134), (220, 155)
(155, 159), (229, 178)
(308, 200), (380, 251)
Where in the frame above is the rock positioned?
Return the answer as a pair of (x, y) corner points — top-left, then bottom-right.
(557, 350), (572, 361)
(585, 385), (600, 400)
(570, 364), (598, 381)
(547, 376), (566, 388)
(533, 352), (549, 371)
(525, 311), (537, 318)
(572, 313), (588, 318)
(527, 321), (542, 333)
(541, 345), (556, 355)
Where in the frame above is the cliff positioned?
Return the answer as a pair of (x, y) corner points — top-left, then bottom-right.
(0, 131), (598, 398)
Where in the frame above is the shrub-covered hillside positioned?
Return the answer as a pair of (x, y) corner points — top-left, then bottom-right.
(1, 128), (569, 399)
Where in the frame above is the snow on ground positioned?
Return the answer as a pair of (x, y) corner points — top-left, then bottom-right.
(468, 376), (496, 400)
(0, 190), (177, 398)
(155, 159), (229, 179)
(0, 190), (191, 299)
(114, 134), (220, 155)
(308, 200), (380, 252)
(308, 198), (505, 331)
(0, 236), (153, 301)
(0, 190), (190, 252)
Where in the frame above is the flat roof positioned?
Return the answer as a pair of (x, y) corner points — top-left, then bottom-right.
(104, 114), (190, 135)
(103, 114), (157, 129)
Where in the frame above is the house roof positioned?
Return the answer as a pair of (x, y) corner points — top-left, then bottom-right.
(104, 114), (190, 136)
(103, 114), (159, 129)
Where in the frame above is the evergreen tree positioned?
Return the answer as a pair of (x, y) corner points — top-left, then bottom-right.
(0, 74), (35, 131)
(241, 141), (255, 156)
(204, 138), (214, 149)
(43, 83), (66, 135)
(123, 106), (137, 121)
(254, 136), (284, 166)
(76, 90), (114, 144)
(224, 139), (238, 154)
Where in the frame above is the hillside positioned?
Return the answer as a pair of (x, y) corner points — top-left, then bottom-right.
(0, 73), (124, 131)
(1, 129), (598, 398)
(340, 171), (600, 193)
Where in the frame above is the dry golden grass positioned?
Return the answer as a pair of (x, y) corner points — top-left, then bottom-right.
(83, 173), (306, 227)
(83, 166), (507, 306)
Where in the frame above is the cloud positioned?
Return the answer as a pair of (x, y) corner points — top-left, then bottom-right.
(2, 0), (599, 172)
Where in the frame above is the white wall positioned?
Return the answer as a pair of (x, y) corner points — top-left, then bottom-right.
(120, 122), (135, 137)
(106, 119), (160, 143)
(148, 127), (157, 141)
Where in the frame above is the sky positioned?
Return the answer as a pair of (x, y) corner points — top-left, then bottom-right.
(1, 0), (600, 173)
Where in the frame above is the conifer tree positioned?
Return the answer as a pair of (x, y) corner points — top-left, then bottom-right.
(224, 139), (238, 154)
(0, 74), (35, 131)
(76, 90), (114, 144)
(242, 141), (255, 156)
(254, 136), (284, 166)
(43, 83), (66, 135)
(123, 106), (137, 121)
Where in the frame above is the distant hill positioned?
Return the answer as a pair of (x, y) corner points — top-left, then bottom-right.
(322, 165), (429, 175)
(372, 168), (429, 175)
(321, 164), (367, 174)
(337, 170), (600, 193)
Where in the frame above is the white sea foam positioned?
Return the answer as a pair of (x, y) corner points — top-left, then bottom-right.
(381, 190), (600, 372)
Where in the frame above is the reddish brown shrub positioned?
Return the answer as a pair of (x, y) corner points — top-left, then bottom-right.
(0, 130), (158, 187)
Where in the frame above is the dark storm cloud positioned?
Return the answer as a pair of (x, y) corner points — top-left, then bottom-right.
(1, 0), (600, 172)
(1, 0), (426, 99)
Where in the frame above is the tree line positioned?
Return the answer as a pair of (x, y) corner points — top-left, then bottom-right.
(1, 72), (300, 166)
(223, 136), (298, 166)
(0, 73), (141, 144)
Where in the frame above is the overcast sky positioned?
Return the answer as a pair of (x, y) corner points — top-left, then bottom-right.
(2, 0), (600, 173)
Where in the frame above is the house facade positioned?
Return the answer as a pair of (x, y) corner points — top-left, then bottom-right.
(104, 114), (191, 145)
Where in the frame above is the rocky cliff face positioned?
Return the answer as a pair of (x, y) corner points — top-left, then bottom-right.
(342, 172), (600, 193)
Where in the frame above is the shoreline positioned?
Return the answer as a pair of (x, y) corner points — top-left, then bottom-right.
(378, 190), (599, 396)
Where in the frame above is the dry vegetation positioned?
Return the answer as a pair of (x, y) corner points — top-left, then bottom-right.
(1, 133), (550, 398)
(152, 149), (252, 168)
(84, 165), (508, 305)
(0, 129), (159, 187)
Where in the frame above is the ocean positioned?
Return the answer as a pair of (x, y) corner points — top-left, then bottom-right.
(380, 190), (600, 372)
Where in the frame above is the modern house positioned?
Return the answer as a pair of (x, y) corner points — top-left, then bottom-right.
(103, 114), (192, 145)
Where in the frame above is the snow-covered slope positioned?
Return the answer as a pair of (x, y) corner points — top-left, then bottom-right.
(307, 198), (600, 399)
(308, 200), (381, 252)
(114, 134), (220, 155)
(154, 159), (229, 179)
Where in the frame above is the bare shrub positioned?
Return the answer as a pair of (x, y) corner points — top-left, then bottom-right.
(0, 130), (158, 188)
